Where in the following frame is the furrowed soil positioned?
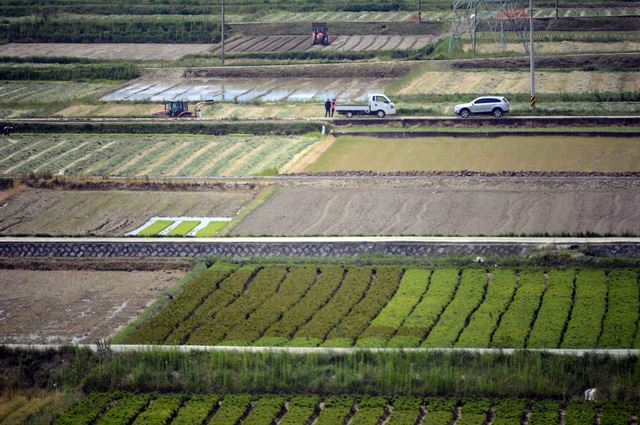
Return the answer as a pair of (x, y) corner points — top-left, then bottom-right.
(304, 136), (640, 173)
(230, 177), (640, 236)
(0, 269), (183, 344)
(0, 43), (213, 61)
(0, 188), (257, 236)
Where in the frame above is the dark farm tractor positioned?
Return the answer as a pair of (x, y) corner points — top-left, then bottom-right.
(312, 22), (330, 46)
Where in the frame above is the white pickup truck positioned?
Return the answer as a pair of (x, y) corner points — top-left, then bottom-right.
(334, 94), (396, 118)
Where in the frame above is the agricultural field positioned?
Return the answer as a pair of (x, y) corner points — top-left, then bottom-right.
(0, 80), (115, 104)
(211, 35), (434, 53)
(231, 178), (640, 236)
(0, 43), (213, 61)
(129, 216), (232, 237)
(0, 134), (319, 178)
(0, 268), (183, 344)
(102, 77), (391, 102)
(463, 40), (640, 55)
(123, 263), (640, 348)
(255, 7), (640, 22)
(0, 187), (258, 236)
(47, 391), (640, 425)
(304, 135), (640, 173)
(394, 69), (640, 95)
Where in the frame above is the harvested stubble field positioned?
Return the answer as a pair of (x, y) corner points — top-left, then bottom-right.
(0, 43), (213, 61)
(124, 263), (640, 349)
(0, 134), (318, 178)
(211, 35), (434, 53)
(304, 135), (640, 173)
(49, 391), (640, 425)
(232, 178), (640, 236)
(0, 268), (183, 344)
(0, 187), (257, 236)
(394, 70), (640, 95)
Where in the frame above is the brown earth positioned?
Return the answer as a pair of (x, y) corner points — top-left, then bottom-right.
(450, 53), (640, 70)
(184, 61), (420, 79)
(0, 188), (258, 236)
(230, 177), (640, 236)
(0, 258), (193, 272)
(0, 269), (182, 344)
(0, 43), (212, 61)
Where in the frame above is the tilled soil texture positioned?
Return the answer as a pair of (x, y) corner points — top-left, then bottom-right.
(0, 188), (257, 236)
(210, 35), (434, 53)
(0, 269), (182, 344)
(0, 43), (213, 61)
(230, 178), (640, 236)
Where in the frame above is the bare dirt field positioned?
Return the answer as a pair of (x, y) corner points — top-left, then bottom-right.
(305, 135), (640, 173)
(231, 178), (640, 236)
(0, 269), (182, 344)
(211, 35), (434, 53)
(0, 43), (213, 61)
(0, 188), (257, 236)
(462, 41), (640, 55)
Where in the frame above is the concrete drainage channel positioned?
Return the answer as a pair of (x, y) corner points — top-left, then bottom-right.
(1, 237), (640, 258)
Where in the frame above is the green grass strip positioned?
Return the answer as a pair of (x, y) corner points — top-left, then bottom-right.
(527, 269), (575, 348)
(137, 220), (174, 236)
(166, 221), (201, 236)
(491, 271), (547, 348)
(195, 221), (228, 237)
(456, 269), (517, 348)
(561, 270), (607, 348)
(599, 269), (639, 348)
(356, 268), (430, 347)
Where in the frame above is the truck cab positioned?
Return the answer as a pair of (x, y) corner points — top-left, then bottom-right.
(334, 94), (396, 118)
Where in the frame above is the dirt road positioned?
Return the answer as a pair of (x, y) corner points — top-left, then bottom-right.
(231, 177), (640, 236)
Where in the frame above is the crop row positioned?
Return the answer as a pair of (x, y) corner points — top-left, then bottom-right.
(0, 134), (318, 178)
(133, 218), (229, 237)
(44, 392), (640, 425)
(124, 264), (640, 348)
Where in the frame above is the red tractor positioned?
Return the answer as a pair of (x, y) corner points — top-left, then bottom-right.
(312, 22), (330, 46)
(153, 100), (193, 118)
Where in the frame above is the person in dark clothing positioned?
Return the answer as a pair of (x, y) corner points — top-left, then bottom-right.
(2, 126), (13, 136)
(324, 98), (331, 117)
(331, 99), (336, 117)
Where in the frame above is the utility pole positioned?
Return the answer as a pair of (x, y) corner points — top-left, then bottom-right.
(529, 0), (535, 109)
(220, 0), (225, 65)
(555, 0), (559, 19)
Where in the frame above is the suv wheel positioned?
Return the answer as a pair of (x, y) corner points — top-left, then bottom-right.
(492, 108), (503, 118)
(460, 108), (470, 118)
(346, 111), (353, 118)
(376, 110), (386, 118)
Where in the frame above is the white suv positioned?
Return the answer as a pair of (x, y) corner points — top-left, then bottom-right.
(454, 96), (510, 118)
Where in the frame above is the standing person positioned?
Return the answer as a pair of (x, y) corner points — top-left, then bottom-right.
(331, 99), (336, 117)
(324, 98), (331, 117)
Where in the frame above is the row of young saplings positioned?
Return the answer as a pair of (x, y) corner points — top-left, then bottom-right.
(122, 263), (640, 349)
(53, 392), (640, 425)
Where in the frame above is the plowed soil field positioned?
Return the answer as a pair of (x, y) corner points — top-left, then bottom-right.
(0, 188), (257, 236)
(211, 35), (434, 53)
(0, 269), (183, 344)
(231, 178), (640, 236)
(0, 43), (213, 60)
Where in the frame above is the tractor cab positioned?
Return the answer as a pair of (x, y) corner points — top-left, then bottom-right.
(312, 22), (329, 46)
(153, 100), (193, 118)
